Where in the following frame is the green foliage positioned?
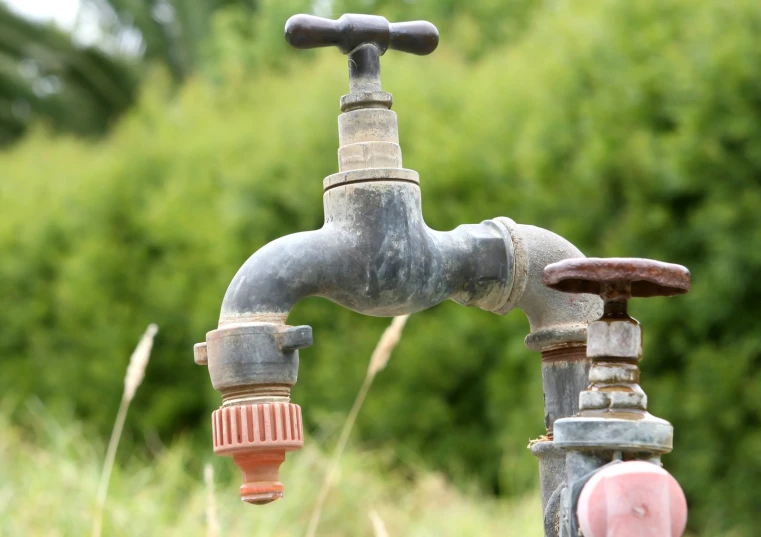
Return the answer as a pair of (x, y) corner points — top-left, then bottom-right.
(88, 0), (261, 82)
(0, 0), (538, 146)
(337, 0), (544, 59)
(0, 5), (138, 145)
(0, 0), (292, 146)
(1, 0), (760, 534)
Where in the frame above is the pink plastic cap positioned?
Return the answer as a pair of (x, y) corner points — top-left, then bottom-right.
(577, 461), (688, 537)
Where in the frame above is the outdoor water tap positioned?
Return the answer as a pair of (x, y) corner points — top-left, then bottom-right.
(194, 11), (603, 507)
(542, 258), (690, 537)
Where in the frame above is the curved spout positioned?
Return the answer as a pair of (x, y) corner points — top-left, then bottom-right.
(220, 180), (512, 326)
(219, 228), (336, 325)
(495, 220), (603, 527)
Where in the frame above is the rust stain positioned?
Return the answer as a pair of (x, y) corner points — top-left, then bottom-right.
(579, 408), (648, 421)
(542, 346), (588, 364)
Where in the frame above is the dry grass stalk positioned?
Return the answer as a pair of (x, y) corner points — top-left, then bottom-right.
(91, 324), (158, 537)
(368, 509), (390, 537)
(204, 463), (220, 537)
(304, 315), (409, 537)
(367, 315), (408, 378)
(123, 324), (158, 402)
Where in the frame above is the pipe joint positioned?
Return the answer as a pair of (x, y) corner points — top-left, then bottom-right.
(494, 217), (603, 351)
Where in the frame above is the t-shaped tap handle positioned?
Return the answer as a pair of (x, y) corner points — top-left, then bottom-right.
(285, 14), (439, 56)
(285, 14), (439, 95)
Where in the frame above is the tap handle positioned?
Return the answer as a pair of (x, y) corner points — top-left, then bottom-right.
(543, 258), (690, 300)
(285, 14), (439, 56)
(577, 461), (688, 537)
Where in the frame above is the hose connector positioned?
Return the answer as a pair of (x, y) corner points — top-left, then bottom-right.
(195, 323), (312, 504)
(212, 402), (304, 504)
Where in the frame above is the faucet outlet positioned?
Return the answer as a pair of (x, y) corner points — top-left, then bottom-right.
(196, 322), (310, 502)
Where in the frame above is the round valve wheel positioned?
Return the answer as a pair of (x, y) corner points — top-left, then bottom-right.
(543, 258), (690, 298)
(577, 461), (688, 537)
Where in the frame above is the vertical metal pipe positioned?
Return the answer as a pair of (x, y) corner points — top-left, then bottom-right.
(531, 345), (590, 536)
(541, 346), (589, 433)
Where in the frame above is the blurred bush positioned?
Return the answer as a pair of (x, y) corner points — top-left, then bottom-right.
(0, 4), (138, 144)
(1, 0), (760, 534)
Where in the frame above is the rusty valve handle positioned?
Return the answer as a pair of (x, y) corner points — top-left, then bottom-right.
(285, 13), (439, 56)
(543, 257), (690, 313)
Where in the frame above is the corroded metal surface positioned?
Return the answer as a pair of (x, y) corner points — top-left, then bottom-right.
(543, 257), (690, 298)
(535, 345), (590, 536)
(193, 342), (208, 365)
(219, 181), (512, 323)
(530, 440), (566, 537)
(340, 90), (392, 112)
(553, 415), (674, 453)
(204, 323), (311, 393)
(323, 168), (418, 190)
(495, 218), (603, 351)
(586, 318), (642, 360)
(541, 346), (590, 432)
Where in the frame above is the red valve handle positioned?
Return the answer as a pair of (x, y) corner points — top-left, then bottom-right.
(543, 257), (690, 298)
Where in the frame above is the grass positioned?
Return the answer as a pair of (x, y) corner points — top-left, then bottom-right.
(0, 319), (541, 536)
(306, 315), (410, 537)
(0, 401), (542, 537)
(93, 324), (158, 537)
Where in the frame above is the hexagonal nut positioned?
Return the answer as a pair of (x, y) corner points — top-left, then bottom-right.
(587, 320), (642, 360)
(589, 362), (639, 384)
(580, 390), (647, 411)
(608, 391), (647, 409)
(580, 390), (611, 410)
